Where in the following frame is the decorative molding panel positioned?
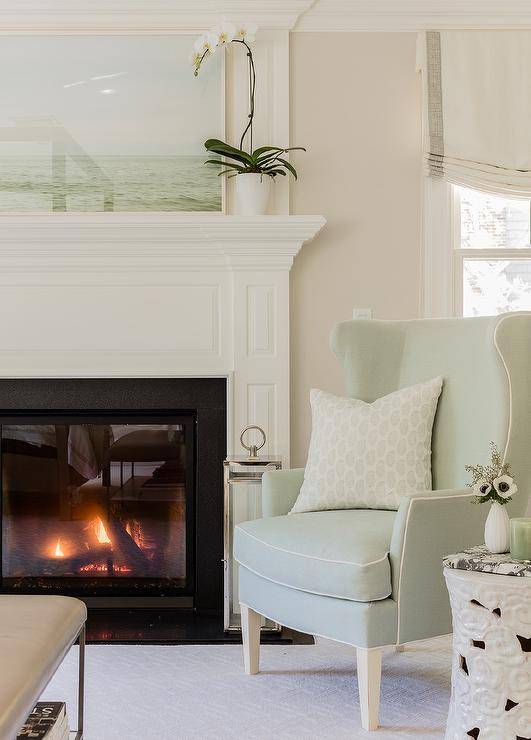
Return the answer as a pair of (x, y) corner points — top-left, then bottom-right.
(247, 383), (277, 457)
(0, 1), (316, 31)
(0, 284), (221, 354)
(247, 285), (276, 357)
(295, 0), (531, 31)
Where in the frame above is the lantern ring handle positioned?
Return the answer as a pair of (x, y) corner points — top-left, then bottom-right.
(240, 425), (266, 457)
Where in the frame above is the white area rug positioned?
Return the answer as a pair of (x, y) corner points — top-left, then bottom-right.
(41, 637), (452, 739)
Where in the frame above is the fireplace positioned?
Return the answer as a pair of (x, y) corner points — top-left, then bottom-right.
(0, 378), (226, 610)
(0, 215), (325, 637)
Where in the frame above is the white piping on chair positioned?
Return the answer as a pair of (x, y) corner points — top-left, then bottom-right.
(236, 526), (390, 567)
(237, 562), (391, 603)
(493, 313), (516, 465)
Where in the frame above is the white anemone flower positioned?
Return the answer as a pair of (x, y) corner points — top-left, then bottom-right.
(216, 21), (236, 45)
(194, 31), (220, 55)
(473, 479), (493, 498)
(235, 22), (257, 43)
(493, 474), (517, 499)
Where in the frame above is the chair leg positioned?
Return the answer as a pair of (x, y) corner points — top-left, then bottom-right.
(396, 644), (405, 653)
(356, 647), (382, 732)
(240, 604), (261, 675)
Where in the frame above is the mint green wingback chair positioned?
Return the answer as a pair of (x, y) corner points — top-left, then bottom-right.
(234, 314), (531, 731)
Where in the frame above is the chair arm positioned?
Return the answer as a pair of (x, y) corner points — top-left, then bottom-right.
(261, 468), (304, 517)
(389, 488), (486, 644)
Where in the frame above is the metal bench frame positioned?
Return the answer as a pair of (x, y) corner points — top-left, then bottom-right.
(74, 624), (85, 740)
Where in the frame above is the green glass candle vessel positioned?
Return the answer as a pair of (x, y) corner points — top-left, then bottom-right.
(510, 518), (531, 562)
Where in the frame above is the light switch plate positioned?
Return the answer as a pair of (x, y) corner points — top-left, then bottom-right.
(352, 308), (372, 320)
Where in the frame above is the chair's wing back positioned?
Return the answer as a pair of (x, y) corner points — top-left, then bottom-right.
(331, 313), (531, 515)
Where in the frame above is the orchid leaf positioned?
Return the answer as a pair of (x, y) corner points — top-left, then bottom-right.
(203, 138), (305, 179)
(252, 146), (284, 160)
(255, 146), (306, 165)
(204, 139), (254, 166)
(218, 168), (245, 176)
(273, 158), (298, 179)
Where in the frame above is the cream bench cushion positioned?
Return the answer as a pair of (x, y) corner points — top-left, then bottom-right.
(0, 595), (86, 740)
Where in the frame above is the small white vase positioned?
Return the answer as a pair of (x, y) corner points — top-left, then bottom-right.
(234, 173), (271, 215)
(484, 501), (510, 553)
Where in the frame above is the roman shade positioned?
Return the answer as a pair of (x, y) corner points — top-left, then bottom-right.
(418, 30), (531, 196)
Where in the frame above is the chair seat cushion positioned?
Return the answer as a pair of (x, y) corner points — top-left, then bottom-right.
(234, 509), (396, 602)
(0, 595), (86, 740)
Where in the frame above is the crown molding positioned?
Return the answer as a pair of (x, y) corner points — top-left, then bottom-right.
(0, 0), (316, 32)
(0, 213), (326, 271)
(294, 1), (531, 31)
(4, 1), (531, 34)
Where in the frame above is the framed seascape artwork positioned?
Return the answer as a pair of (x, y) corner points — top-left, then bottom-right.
(0, 35), (224, 212)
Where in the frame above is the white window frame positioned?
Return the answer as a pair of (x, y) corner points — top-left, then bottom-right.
(422, 177), (531, 318)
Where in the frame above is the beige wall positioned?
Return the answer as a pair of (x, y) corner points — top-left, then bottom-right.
(289, 32), (423, 466)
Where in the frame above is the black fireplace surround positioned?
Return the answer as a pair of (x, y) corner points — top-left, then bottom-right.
(0, 378), (226, 612)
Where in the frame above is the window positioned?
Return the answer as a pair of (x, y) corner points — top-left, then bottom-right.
(454, 186), (531, 316)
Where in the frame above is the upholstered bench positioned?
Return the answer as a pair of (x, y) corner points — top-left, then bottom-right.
(0, 595), (86, 739)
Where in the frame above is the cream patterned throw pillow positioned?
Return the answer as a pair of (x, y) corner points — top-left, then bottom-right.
(291, 378), (443, 513)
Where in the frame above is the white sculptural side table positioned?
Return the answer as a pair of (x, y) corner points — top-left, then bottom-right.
(443, 546), (531, 740)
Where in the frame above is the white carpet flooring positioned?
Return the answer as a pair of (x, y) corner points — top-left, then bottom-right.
(41, 637), (452, 739)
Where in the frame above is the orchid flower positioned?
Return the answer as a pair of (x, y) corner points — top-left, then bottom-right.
(216, 21), (236, 45)
(192, 21), (258, 149)
(193, 31), (220, 56)
(235, 23), (257, 43)
(192, 21), (257, 77)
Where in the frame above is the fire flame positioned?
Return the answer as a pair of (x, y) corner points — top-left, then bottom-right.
(94, 517), (111, 545)
(54, 539), (65, 558)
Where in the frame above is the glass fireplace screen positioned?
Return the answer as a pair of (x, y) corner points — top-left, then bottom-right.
(1, 414), (194, 593)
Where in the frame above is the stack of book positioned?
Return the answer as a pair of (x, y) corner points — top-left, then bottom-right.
(17, 702), (70, 740)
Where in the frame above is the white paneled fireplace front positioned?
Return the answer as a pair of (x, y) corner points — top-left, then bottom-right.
(0, 214), (324, 461)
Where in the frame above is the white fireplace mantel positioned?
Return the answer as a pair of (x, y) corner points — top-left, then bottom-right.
(0, 214), (325, 271)
(0, 213), (325, 465)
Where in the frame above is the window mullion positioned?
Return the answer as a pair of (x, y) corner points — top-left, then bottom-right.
(459, 248), (531, 260)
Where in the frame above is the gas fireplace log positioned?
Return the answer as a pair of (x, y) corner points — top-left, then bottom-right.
(104, 517), (151, 571)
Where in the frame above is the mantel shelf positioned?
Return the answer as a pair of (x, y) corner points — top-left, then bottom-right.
(0, 214), (326, 272)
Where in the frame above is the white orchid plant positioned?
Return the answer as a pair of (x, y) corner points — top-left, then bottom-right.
(466, 442), (517, 505)
(191, 21), (305, 179)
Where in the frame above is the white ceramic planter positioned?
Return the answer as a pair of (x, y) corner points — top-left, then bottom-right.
(484, 501), (510, 553)
(234, 173), (271, 215)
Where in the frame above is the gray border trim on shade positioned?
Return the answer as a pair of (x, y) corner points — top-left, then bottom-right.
(426, 30), (444, 177)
